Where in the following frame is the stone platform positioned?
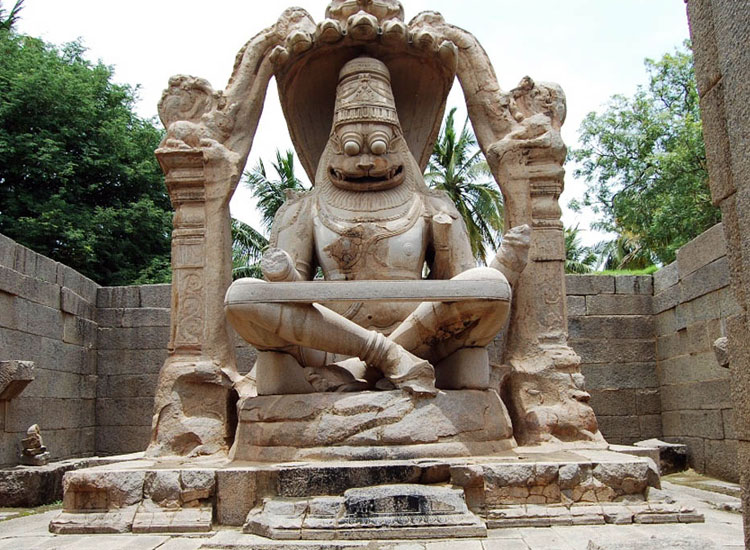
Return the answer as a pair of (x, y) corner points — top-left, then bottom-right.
(48, 447), (703, 538)
(231, 389), (515, 462)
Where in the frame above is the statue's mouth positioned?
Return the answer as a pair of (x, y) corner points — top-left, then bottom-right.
(329, 165), (404, 191)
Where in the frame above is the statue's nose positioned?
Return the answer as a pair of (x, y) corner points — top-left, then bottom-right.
(356, 160), (374, 172)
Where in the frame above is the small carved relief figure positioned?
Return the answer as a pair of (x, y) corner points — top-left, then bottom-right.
(226, 57), (530, 397)
(20, 424), (50, 466)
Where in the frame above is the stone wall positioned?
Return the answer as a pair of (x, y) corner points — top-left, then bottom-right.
(686, 2), (750, 544)
(0, 234), (99, 466)
(565, 274), (659, 445)
(95, 285), (170, 456)
(94, 285), (257, 456)
(653, 223), (739, 481)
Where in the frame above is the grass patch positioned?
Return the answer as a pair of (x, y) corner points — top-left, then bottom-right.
(0, 500), (62, 521)
(593, 265), (660, 276)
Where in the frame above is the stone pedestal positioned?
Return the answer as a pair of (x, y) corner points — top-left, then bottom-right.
(49, 447), (702, 536)
(230, 389), (516, 462)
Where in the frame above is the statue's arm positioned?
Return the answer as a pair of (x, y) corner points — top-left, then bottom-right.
(427, 195), (476, 280)
(263, 193), (315, 282)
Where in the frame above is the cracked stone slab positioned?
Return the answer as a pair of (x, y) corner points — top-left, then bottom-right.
(48, 505), (138, 534)
(132, 504), (213, 533)
(244, 484), (485, 540)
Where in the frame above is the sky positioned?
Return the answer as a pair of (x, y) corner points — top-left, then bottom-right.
(15, 0), (691, 245)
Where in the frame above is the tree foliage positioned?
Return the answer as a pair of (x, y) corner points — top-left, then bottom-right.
(244, 150), (308, 234)
(0, 29), (171, 285)
(426, 107), (504, 264)
(232, 149), (308, 279)
(571, 42), (720, 265)
(564, 226), (597, 274)
(0, 0), (23, 31)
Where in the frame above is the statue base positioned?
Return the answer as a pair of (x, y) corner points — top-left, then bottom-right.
(229, 389), (515, 462)
(49, 447), (703, 536)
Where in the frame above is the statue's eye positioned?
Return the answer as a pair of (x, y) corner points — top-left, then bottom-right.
(370, 138), (387, 155)
(343, 140), (361, 156)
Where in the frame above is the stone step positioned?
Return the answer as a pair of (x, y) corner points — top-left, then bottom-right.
(244, 484), (487, 540)
(49, 448), (699, 536)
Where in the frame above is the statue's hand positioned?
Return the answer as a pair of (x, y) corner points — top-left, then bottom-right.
(261, 248), (301, 282)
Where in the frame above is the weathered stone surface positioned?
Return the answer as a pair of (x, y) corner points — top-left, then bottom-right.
(653, 262), (678, 295)
(574, 339), (655, 364)
(581, 363), (658, 390)
(586, 294), (652, 316)
(677, 223), (727, 279)
(139, 284), (171, 308)
(568, 316), (653, 340)
(180, 469), (215, 503)
(615, 276), (653, 295)
(97, 286), (140, 309)
(144, 470), (181, 508)
(587, 537), (716, 550)
(233, 389), (514, 461)
(244, 484), (486, 540)
(565, 275), (615, 295)
(699, 81), (735, 204)
(132, 504), (213, 533)
(62, 469), (145, 511)
(50, 505), (138, 534)
(681, 257), (730, 303)
(567, 295), (586, 316)
(0, 360), (34, 400)
(705, 438), (738, 482)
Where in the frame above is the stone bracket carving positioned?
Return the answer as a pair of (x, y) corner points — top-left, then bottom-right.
(0, 360), (34, 401)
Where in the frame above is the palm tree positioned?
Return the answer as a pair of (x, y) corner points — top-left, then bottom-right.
(425, 107), (504, 264)
(0, 0), (24, 31)
(593, 231), (656, 271)
(231, 149), (308, 279)
(231, 218), (267, 279)
(245, 149), (308, 233)
(564, 226), (598, 274)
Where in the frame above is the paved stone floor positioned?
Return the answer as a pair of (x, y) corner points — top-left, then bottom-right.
(0, 481), (743, 549)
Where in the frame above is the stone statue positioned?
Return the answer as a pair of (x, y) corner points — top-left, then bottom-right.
(149, 0), (605, 458)
(19, 424), (50, 466)
(225, 56), (528, 399)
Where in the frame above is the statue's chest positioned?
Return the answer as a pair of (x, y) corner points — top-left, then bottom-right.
(313, 211), (428, 280)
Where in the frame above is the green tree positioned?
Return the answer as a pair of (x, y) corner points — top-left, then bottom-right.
(593, 231), (655, 271)
(232, 149), (308, 278)
(0, 0), (23, 31)
(564, 226), (597, 274)
(0, 30), (171, 285)
(571, 41), (720, 265)
(426, 107), (504, 264)
(231, 218), (267, 279)
(244, 149), (308, 234)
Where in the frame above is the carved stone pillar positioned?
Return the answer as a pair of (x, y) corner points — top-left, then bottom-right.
(147, 148), (238, 458)
(500, 151), (604, 447)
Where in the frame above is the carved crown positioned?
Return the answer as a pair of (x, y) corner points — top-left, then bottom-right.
(271, 1), (458, 180)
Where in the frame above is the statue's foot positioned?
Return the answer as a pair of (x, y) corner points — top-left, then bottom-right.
(304, 359), (370, 392)
(384, 348), (437, 397)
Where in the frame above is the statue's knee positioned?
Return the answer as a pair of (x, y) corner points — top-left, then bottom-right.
(453, 266), (508, 283)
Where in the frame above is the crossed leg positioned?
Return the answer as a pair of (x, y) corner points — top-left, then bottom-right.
(225, 267), (510, 396)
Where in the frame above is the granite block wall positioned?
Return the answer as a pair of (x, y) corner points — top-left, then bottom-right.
(94, 284), (170, 455)
(94, 285), (257, 456)
(653, 223), (740, 481)
(0, 234), (99, 466)
(565, 274), (659, 445)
